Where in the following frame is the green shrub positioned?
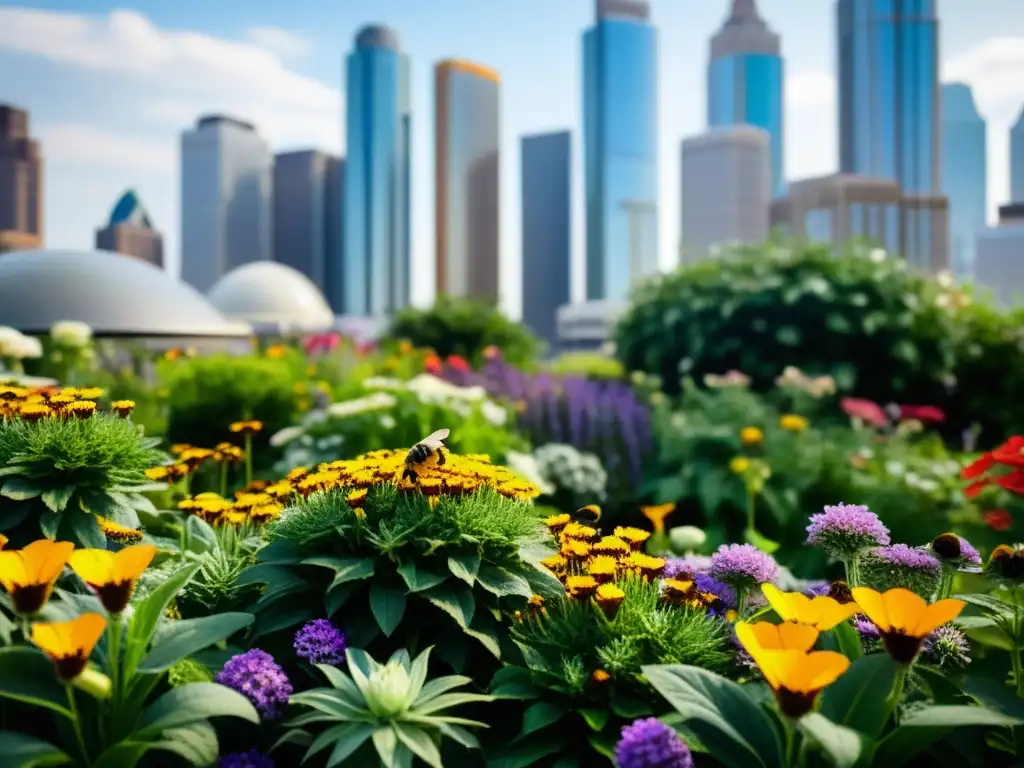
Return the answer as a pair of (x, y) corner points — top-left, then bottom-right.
(384, 296), (542, 367)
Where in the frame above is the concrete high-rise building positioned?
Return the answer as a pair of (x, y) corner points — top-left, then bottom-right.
(435, 59), (500, 303)
(521, 131), (571, 348)
(976, 204), (1024, 306)
(95, 189), (164, 267)
(180, 115), (273, 293)
(707, 0), (784, 196)
(1011, 106), (1024, 203)
(273, 150), (343, 311)
(837, 0), (940, 194)
(0, 104), (43, 253)
(941, 83), (987, 280)
(344, 25), (411, 317)
(680, 126), (771, 262)
(583, 0), (658, 301)
(769, 173), (949, 273)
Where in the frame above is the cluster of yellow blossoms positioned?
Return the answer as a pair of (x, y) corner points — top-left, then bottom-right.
(177, 484), (286, 526)
(145, 421), (260, 488)
(0, 384), (135, 421)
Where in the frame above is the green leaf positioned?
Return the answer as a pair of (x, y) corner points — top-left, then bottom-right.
(396, 562), (448, 593)
(579, 708), (609, 731)
(464, 614), (502, 658)
(818, 652), (900, 739)
(829, 620), (863, 661)
(0, 477), (42, 501)
(68, 510), (105, 548)
(489, 666), (541, 699)
(139, 613), (253, 672)
(955, 593), (1012, 616)
(38, 510), (62, 540)
(447, 551), (480, 586)
(475, 565), (533, 599)
(311, 557), (375, 588)
(609, 694), (654, 719)
(421, 582), (475, 629)
(90, 743), (150, 768)
(798, 713), (866, 768)
(318, 723), (376, 767)
(960, 619), (1015, 650)
(963, 675), (1024, 719)
(371, 725), (399, 766)
(150, 721), (219, 767)
(0, 647), (73, 719)
(40, 486), (75, 514)
(369, 579), (406, 637)
(135, 682), (259, 739)
(742, 527), (780, 554)
(393, 722), (443, 768)
(123, 561), (202, 679)
(79, 491), (139, 528)
(184, 516), (218, 555)
(325, 582), (358, 617)
(0, 731), (71, 767)
(872, 705), (1023, 767)
(521, 701), (567, 737)
(641, 664), (782, 768)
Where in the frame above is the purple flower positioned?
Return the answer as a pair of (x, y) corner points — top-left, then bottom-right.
(663, 556), (712, 580)
(862, 545), (943, 597)
(957, 537), (982, 567)
(806, 503), (891, 558)
(219, 750), (273, 768)
(294, 619), (347, 665)
(854, 616), (880, 639)
(693, 573), (737, 611)
(803, 581), (831, 598)
(930, 534), (983, 571)
(615, 717), (694, 768)
(710, 544), (779, 589)
(923, 625), (971, 671)
(216, 649), (293, 720)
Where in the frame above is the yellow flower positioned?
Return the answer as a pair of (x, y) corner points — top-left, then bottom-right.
(68, 544), (157, 614)
(612, 526), (651, 550)
(641, 503), (675, 534)
(623, 552), (666, 580)
(540, 555), (568, 575)
(736, 621), (850, 718)
(780, 414), (809, 432)
(75, 387), (104, 400)
(729, 456), (751, 475)
(761, 584), (859, 632)
(17, 403), (51, 422)
(169, 443), (192, 456)
(111, 400), (136, 418)
(65, 400), (97, 419)
(739, 426), (764, 446)
(660, 578), (697, 605)
(587, 556), (619, 584)
(229, 420), (263, 436)
(31, 613), (107, 680)
(850, 587), (966, 664)
(592, 669), (611, 683)
(346, 489), (368, 509)
(0, 540), (75, 614)
(560, 522), (597, 541)
(266, 345), (288, 358)
(545, 514), (571, 534)
(566, 575), (599, 600)
(591, 536), (629, 558)
(560, 540), (591, 562)
(0, 534), (7, 549)
(595, 583), (625, 617)
(97, 517), (143, 545)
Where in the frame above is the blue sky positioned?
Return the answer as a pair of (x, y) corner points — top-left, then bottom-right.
(1, 0), (1023, 317)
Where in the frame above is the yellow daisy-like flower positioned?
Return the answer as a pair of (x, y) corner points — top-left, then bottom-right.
(31, 613), (107, 681)
(761, 583), (859, 632)
(623, 551), (666, 580)
(560, 522), (597, 542)
(75, 387), (104, 400)
(0, 540), (75, 615)
(566, 575), (599, 600)
(739, 426), (764, 446)
(779, 414), (809, 432)
(545, 513), (571, 534)
(229, 420), (263, 436)
(68, 545), (157, 614)
(540, 554), (568, 576)
(587, 555), (619, 584)
(613, 526), (650, 550)
(17, 403), (51, 422)
(560, 539), (591, 562)
(591, 536), (630, 558)
(65, 400), (97, 419)
(641, 503), (674, 534)
(729, 456), (751, 475)
(111, 400), (136, 418)
(850, 587), (966, 664)
(346, 489), (368, 509)
(594, 583), (625, 618)
(97, 517), (144, 545)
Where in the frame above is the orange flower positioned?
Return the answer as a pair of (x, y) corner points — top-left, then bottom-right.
(31, 613), (107, 680)
(641, 503), (675, 534)
(424, 354), (443, 375)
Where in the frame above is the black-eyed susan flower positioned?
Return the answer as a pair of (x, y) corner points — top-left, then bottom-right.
(850, 587), (965, 664)
(587, 556), (619, 584)
(641, 503), (674, 534)
(229, 420), (263, 436)
(736, 621), (850, 718)
(828, 580), (855, 604)
(97, 517), (143, 545)
(68, 544), (157, 614)
(761, 583), (859, 632)
(31, 613), (107, 681)
(595, 583), (624, 618)
(0, 540), (75, 615)
(613, 526), (651, 551)
(111, 400), (135, 418)
(566, 575), (599, 600)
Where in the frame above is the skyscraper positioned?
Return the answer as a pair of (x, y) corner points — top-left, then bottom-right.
(707, 0), (784, 196)
(941, 83), (987, 280)
(1011, 106), (1024, 203)
(435, 59), (501, 303)
(521, 131), (572, 348)
(180, 115), (273, 293)
(273, 150), (343, 310)
(344, 25), (411, 317)
(837, 0), (940, 194)
(0, 104), (43, 253)
(95, 189), (164, 267)
(582, 0), (658, 302)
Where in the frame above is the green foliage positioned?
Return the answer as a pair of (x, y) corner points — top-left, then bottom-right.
(545, 352), (625, 381)
(281, 646), (492, 767)
(384, 296), (542, 367)
(0, 414), (165, 547)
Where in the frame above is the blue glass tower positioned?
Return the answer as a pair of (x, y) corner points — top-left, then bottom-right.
(707, 0), (784, 197)
(582, 0), (658, 302)
(941, 83), (986, 280)
(837, 0), (939, 194)
(341, 25), (411, 316)
(1011, 106), (1024, 203)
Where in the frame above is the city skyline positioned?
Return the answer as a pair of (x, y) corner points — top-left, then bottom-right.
(1, 1), (1024, 317)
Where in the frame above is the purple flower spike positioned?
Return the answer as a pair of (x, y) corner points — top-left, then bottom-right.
(294, 619), (347, 665)
(710, 544), (779, 589)
(219, 750), (274, 768)
(615, 717), (694, 768)
(806, 503), (891, 559)
(216, 649), (292, 720)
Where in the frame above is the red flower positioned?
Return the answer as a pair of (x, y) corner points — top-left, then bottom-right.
(302, 333), (341, 356)
(961, 436), (1024, 499)
(992, 436), (1024, 468)
(898, 404), (946, 424)
(424, 354), (443, 375)
(997, 469), (1024, 495)
(840, 398), (888, 427)
(984, 509), (1014, 532)
(446, 354), (470, 373)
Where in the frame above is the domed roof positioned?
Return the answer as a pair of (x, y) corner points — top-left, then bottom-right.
(207, 261), (335, 331)
(0, 249), (250, 337)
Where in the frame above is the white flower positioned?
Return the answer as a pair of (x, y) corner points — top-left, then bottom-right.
(364, 660), (413, 717)
(380, 414), (397, 430)
(327, 392), (398, 418)
(869, 248), (887, 263)
(362, 376), (405, 391)
(269, 425), (305, 447)
(406, 374), (486, 403)
(669, 525), (707, 552)
(0, 332), (42, 360)
(480, 400), (508, 427)
(505, 450), (555, 495)
(50, 320), (93, 347)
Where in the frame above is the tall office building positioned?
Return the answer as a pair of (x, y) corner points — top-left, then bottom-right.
(976, 204), (1024, 306)
(0, 105), (43, 253)
(435, 59), (501, 303)
(521, 131), (571, 348)
(680, 126), (771, 262)
(837, 0), (940, 194)
(707, 0), (784, 196)
(1011, 106), (1024, 203)
(180, 115), (273, 293)
(582, 0), (658, 302)
(941, 83), (986, 280)
(273, 150), (344, 310)
(95, 189), (164, 267)
(344, 25), (411, 317)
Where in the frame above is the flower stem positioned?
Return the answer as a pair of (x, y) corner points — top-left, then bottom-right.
(65, 685), (89, 763)
(107, 616), (122, 707)
(219, 462), (228, 498)
(936, 568), (954, 601)
(244, 435), (253, 487)
(844, 555), (862, 588)
(745, 490), (756, 531)
(889, 665), (909, 725)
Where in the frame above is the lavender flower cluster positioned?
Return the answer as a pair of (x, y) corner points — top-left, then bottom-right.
(662, 558), (738, 611)
(294, 619), (347, 665)
(709, 544), (780, 589)
(615, 717), (694, 768)
(806, 503), (891, 558)
(860, 544), (943, 596)
(216, 649), (293, 720)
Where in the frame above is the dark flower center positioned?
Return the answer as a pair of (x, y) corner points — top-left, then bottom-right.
(828, 581), (854, 604)
(12, 583), (50, 615)
(882, 631), (924, 664)
(774, 686), (819, 718)
(931, 533), (961, 560)
(93, 580), (135, 614)
(54, 651), (88, 681)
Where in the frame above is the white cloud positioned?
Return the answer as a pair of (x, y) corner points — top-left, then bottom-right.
(784, 71), (837, 181)
(786, 71), (836, 109)
(245, 26), (310, 58)
(39, 124), (175, 173)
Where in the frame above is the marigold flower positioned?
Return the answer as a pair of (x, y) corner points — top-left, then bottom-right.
(229, 420), (263, 436)
(595, 582), (625, 617)
(545, 513), (571, 534)
(592, 669), (611, 684)
(17, 403), (51, 422)
(850, 587), (965, 664)
(111, 400), (135, 418)
(739, 426), (764, 445)
(561, 540), (591, 562)
(566, 575), (599, 600)
(97, 517), (143, 545)
(540, 555), (568, 575)
(346, 489), (368, 509)
(760, 584), (859, 632)
(69, 544), (157, 614)
(641, 503), (674, 534)
(561, 522), (597, 541)
(31, 613), (107, 681)
(65, 400), (97, 419)
(587, 556), (619, 584)
(661, 578), (697, 605)
(591, 536), (630, 558)
(0, 540), (75, 614)
(624, 552), (666, 580)
(613, 526), (650, 550)
(779, 414), (809, 432)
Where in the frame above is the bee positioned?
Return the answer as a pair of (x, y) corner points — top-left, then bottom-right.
(402, 429), (450, 483)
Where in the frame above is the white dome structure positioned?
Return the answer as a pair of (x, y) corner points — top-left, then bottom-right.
(0, 249), (250, 337)
(207, 262), (335, 332)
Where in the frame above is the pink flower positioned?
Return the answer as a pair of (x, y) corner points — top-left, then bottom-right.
(446, 354), (470, 373)
(302, 333), (340, 356)
(898, 404), (946, 424)
(840, 397), (888, 427)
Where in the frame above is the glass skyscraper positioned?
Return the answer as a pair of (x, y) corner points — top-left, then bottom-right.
(343, 25), (411, 316)
(941, 83), (986, 280)
(434, 59), (500, 303)
(707, 0), (784, 197)
(582, 0), (658, 302)
(1012, 107), (1024, 204)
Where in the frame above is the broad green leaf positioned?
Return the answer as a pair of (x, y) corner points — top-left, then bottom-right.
(818, 653), (900, 739)
(641, 664), (782, 768)
(963, 675), (1024, 719)
(489, 666), (541, 699)
(0, 501), (31, 531)
(325, 582), (357, 617)
(371, 725), (399, 766)
(135, 682), (258, 739)
(960, 619), (1015, 651)
(150, 721), (219, 767)
(898, 704), (1022, 728)
(40, 486), (75, 514)
(254, 607), (314, 639)
(0, 731), (71, 767)
(323, 558), (376, 588)
(436, 722), (479, 749)
(872, 705), (1023, 767)
(68, 510), (105, 549)
(290, 689), (366, 719)
(475, 565), (532, 599)
(396, 562), (448, 593)
(609, 694), (654, 719)
(90, 743), (150, 768)
(369, 580), (406, 637)
(955, 593), (1013, 617)
(124, 561), (202, 678)
(139, 613), (253, 672)
(742, 527), (780, 555)
(830, 621), (863, 661)
(315, 663), (367, 706)
(302, 722), (374, 765)
(520, 701), (567, 736)
(464, 615), (501, 658)
(184, 516), (218, 554)
(0, 647), (73, 719)
(421, 582), (475, 629)
(414, 674), (474, 707)
(798, 712), (866, 768)
(0, 477), (42, 501)
(38, 510), (62, 540)
(579, 708), (609, 731)
(447, 552), (480, 586)
(393, 722), (443, 768)
(79, 492), (139, 528)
